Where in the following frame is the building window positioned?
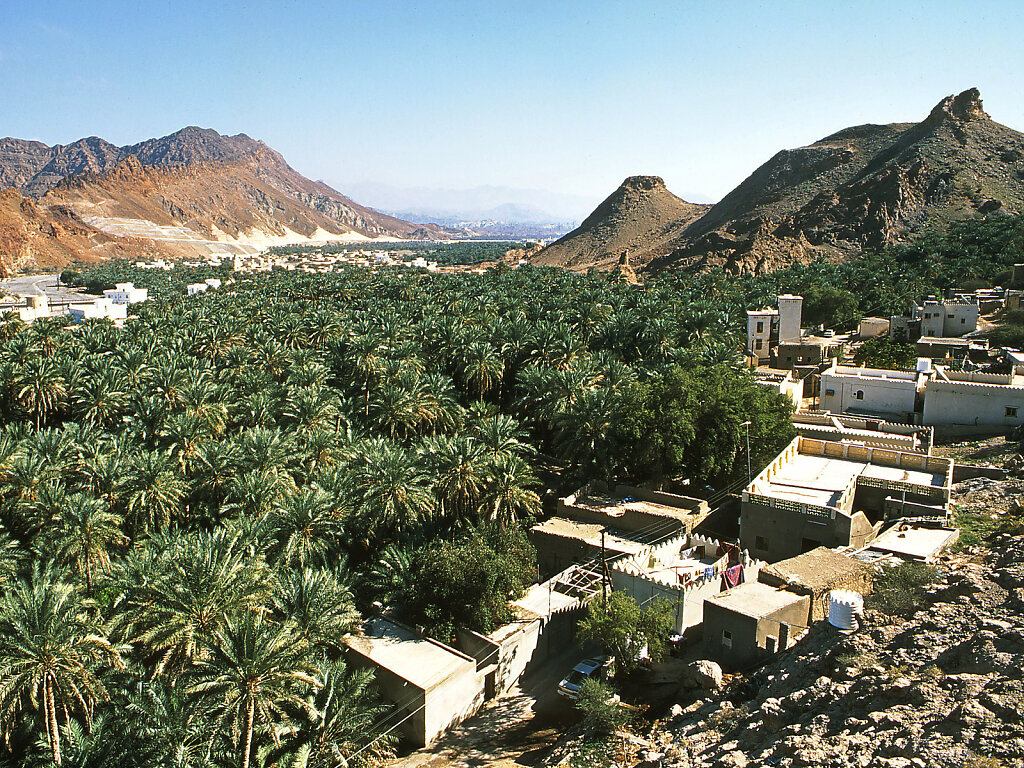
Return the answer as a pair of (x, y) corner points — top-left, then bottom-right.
(947, 314), (954, 319)
(755, 339), (763, 350)
(756, 321), (764, 333)
(855, 390), (865, 400)
(755, 535), (769, 551)
(1007, 407), (1018, 418)
(961, 318), (966, 324)
(722, 629), (732, 648)
(824, 388), (835, 397)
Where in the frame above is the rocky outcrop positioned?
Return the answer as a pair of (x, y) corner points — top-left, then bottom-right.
(532, 176), (710, 271)
(644, 88), (1024, 275)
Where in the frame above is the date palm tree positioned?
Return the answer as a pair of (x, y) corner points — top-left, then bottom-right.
(0, 571), (124, 766)
(187, 613), (318, 768)
(43, 492), (127, 594)
(267, 660), (395, 768)
(120, 450), (188, 536)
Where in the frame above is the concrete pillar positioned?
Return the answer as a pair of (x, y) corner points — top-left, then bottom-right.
(779, 622), (791, 650)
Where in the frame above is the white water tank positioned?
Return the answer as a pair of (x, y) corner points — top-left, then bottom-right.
(828, 589), (864, 631)
(916, 357), (932, 373)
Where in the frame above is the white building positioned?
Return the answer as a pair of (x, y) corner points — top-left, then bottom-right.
(747, 308), (778, 361)
(922, 367), (1024, 428)
(204, 278), (222, 290)
(15, 294), (51, 323)
(186, 283), (209, 296)
(858, 317), (890, 339)
(819, 360), (925, 422)
(68, 299), (128, 323)
(103, 282), (148, 304)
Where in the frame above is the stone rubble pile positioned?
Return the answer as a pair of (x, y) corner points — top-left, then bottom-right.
(650, 534), (1024, 767)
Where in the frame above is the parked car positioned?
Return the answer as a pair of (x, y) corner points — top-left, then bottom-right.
(557, 657), (610, 699)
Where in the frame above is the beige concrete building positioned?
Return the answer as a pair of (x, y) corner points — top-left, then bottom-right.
(757, 547), (873, 621)
(703, 582), (810, 668)
(746, 307), (778, 361)
(345, 618), (484, 747)
(610, 533), (763, 635)
(740, 437), (952, 563)
(791, 412), (932, 454)
(531, 485), (710, 577)
(858, 317), (890, 339)
(915, 299), (979, 338)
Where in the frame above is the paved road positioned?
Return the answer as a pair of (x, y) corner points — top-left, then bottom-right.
(388, 644), (589, 768)
(1, 273), (96, 304)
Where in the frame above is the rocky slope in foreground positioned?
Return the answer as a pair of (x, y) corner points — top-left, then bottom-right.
(536, 89), (1024, 275)
(0, 127), (443, 275)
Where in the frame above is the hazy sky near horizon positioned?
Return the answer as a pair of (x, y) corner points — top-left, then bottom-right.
(2, 0), (1023, 207)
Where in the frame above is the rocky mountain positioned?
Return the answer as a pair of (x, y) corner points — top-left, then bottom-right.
(0, 127), (442, 274)
(536, 89), (1024, 275)
(531, 176), (711, 270)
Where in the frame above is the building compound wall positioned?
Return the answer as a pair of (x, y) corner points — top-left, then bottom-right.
(422, 659), (486, 747)
(609, 534), (763, 635)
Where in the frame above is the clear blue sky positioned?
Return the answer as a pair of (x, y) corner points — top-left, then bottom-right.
(2, 0), (1023, 205)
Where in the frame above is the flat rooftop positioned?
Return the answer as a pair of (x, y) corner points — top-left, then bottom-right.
(705, 582), (807, 619)
(531, 517), (649, 557)
(868, 524), (959, 561)
(345, 618), (473, 690)
(761, 453), (864, 507)
(571, 493), (703, 524)
(759, 547), (871, 592)
(511, 580), (580, 619)
(750, 440), (949, 511)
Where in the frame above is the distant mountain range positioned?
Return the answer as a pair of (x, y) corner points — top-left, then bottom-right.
(535, 89), (1024, 275)
(338, 182), (598, 227)
(0, 127), (442, 275)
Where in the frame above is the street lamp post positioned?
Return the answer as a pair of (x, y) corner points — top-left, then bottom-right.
(742, 420), (752, 483)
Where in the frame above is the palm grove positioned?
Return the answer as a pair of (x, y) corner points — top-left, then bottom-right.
(0, 251), (841, 768)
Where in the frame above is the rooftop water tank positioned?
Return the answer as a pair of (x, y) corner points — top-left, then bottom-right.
(828, 589), (864, 631)
(916, 357), (932, 373)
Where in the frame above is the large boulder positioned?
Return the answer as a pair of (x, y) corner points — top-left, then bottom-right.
(685, 659), (723, 690)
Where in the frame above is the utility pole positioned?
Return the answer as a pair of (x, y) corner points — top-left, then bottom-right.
(742, 420), (752, 483)
(601, 528), (608, 604)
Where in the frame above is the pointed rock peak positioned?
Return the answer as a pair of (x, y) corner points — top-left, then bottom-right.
(926, 88), (989, 124)
(620, 175), (666, 192)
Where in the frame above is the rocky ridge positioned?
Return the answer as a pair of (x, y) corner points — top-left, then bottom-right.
(536, 89), (1024, 275)
(0, 127), (442, 274)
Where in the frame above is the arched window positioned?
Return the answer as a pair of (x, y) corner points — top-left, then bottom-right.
(855, 390), (865, 400)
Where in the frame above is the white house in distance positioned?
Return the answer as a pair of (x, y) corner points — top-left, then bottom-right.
(68, 298), (128, 323)
(103, 282), (148, 305)
(186, 283), (209, 296)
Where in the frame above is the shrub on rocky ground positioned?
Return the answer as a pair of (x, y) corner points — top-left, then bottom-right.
(867, 561), (937, 615)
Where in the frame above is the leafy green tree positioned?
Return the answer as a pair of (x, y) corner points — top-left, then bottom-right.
(575, 678), (628, 736)
(406, 527), (536, 640)
(577, 591), (673, 675)
(853, 336), (917, 369)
